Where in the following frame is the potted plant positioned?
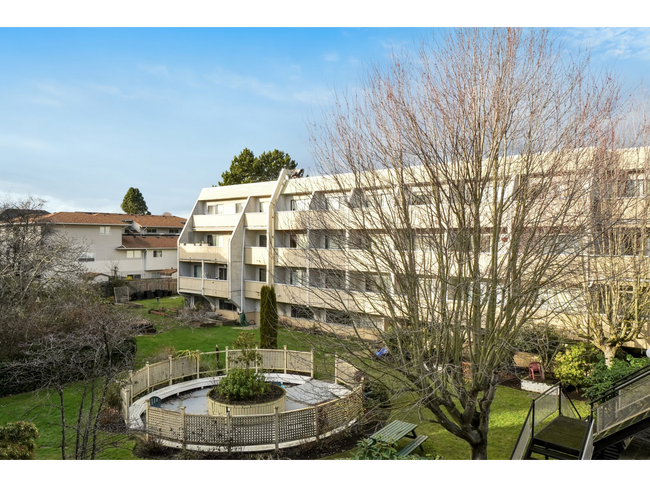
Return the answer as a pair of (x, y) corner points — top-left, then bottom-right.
(207, 332), (285, 416)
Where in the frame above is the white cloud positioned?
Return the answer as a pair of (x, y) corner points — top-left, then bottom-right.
(566, 28), (650, 61)
(0, 135), (51, 153)
(138, 64), (170, 77)
(324, 52), (339, 62)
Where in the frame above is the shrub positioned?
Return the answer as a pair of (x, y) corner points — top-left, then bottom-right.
(584, 355), (650, 401)
(554, 343), (601, 388)
(213, 332), (268, 402)
(352, 437), (438, 460)
(0, 421), (39, 460)
(259, 285), (278, 349)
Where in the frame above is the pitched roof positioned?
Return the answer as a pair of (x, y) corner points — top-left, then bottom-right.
(37, 212), (186, 227)
(118, 235), (179, 249)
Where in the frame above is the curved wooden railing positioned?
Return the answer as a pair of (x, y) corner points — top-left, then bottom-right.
(120, 349), (363, 452)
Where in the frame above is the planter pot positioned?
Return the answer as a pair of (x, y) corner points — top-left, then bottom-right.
(207, 385), (286, 416)
(520, 379), (554, 393)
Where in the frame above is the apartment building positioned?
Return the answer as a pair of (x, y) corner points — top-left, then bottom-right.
(178, 153), (650, 349)
(37, 212), (186, 280)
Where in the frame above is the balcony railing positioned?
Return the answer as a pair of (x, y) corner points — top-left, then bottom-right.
(179, 243), (228, 262)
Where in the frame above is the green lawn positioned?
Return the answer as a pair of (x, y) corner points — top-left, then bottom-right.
(0, 297), (588, 460)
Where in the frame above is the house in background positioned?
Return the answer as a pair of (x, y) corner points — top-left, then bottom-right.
(36, 212), (186, 280)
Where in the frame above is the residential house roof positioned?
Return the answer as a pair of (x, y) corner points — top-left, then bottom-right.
(37, 212), (186, 227)
(118, 235), (179, 250)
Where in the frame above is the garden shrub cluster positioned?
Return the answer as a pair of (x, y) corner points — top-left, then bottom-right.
(554, 343), (650, 399)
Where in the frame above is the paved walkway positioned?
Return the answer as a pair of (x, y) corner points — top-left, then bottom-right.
(127, 372), (353, 428)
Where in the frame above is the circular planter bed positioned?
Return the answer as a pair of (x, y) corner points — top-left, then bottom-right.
(207, 383), (286, 416)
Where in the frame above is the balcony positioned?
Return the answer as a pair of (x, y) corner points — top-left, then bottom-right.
(275, 248), (308, 268)
(245, 213), (268, 228)
(244, 280), (265, 299)
(244, 247), (268, 266)
(178, 277), (228, 297)
(179, 244), (228, 262)
(193, 214), (241, 230)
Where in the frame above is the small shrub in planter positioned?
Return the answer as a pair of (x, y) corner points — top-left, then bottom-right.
(210, 332), (282, 404)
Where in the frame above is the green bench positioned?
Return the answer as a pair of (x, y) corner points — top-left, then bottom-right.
(371, 420), (428, 456)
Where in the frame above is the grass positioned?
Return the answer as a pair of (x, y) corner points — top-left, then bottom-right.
(0, 296), (589, 460)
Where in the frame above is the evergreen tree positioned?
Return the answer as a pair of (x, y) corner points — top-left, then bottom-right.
(218, 148), (297, 186)
(259, 285), (278, 349)
(120, 188), (150, 215)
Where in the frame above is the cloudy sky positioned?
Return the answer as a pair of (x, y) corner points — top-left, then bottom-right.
(1, 14), (649, 217)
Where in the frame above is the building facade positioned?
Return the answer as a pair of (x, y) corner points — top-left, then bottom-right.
(37, 212), (186, 280)
(178, 156), (650, 350)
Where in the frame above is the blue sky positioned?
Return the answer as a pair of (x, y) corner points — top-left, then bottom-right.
(1, 26), (650, 217)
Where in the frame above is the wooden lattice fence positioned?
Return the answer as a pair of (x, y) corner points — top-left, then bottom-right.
(123, 349), (363, 451)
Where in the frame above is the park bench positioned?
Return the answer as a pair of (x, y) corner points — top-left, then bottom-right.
(371, 420), (428, 456)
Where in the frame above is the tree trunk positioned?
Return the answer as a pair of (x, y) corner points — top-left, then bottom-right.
(470, 441), (488, 460)
(603, 346), (617, 367)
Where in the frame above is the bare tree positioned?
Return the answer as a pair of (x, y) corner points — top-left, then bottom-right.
(5, 288), (137, 459)
(282, 28), (629, 459)
(561, 146), (650, 365)
(0, 196), (85, 366)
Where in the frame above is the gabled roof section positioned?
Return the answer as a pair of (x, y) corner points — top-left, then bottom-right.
(118, 235), (179, 250)
(36, 212), (186, 227)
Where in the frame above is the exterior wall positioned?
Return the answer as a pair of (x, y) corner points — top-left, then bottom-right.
(178, 161), (650, 348)
(51, 224), (125, 275)
(50, 223), (178, 279)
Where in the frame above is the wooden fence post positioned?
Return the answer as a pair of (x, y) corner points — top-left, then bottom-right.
(255, 347), (259, 373)
(310, 349), (314, 379)
(128, 370), (133, 400)
(180, 406), (186, 450)
(225, 347), (229, 374)
(168, 355), (173, 386)
(145, 361), (150, 392)
(196, 350), (200, 379)
(283, 345), (287, 374)
(274, 406), (280, 452)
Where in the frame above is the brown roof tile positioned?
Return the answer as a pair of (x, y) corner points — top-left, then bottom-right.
(119, 235), (179, 249)
(37, 212), (186, 227)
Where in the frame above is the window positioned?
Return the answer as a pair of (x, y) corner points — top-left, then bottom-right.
(127, 274), (141, 280)
(326, 195), (343, 210)
(258, 267), (266, 282)
(326, 309), (353, 326)
(289, 268), (306, 286)
(217, 266), (228, 281)
(153, 250), (163, 257)
(168, 229), (180, 234)
(259, 201), (268, 213)
(99, 226), (110, 235)
(78, 251), (95, 262)
(325, 270), (345, 290)
(193, 265), (202, 278)
(147, 228), (157, 234)
(126, 250), (142, 259)
(208, 204), (224, 215)
(207, 234), (224, 247)
(259, 235), (267, 247)
(624, 178), (644, 198)
(291, 305), (314, 320)
(235, 203), (243, 213)
(219, 300), (236, 311)
(289, 234), (306, 249)
(324, 234), (341, 250)
(410, 192), (429, 206)
(365, 274), (390, 293)
(291, 199), (310, 211)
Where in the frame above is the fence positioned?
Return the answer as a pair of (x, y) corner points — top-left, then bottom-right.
(594, 371), (650, 436)
(121, 348), (363, 452)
